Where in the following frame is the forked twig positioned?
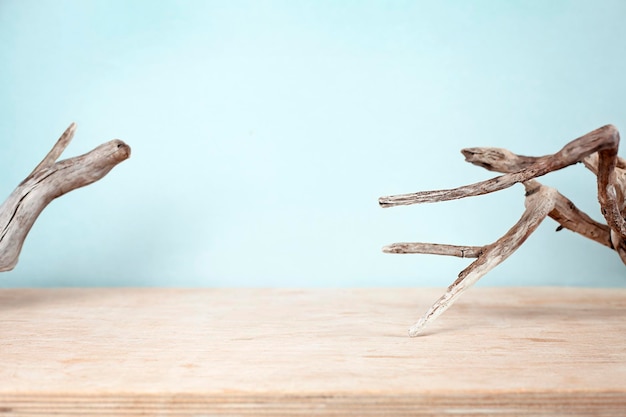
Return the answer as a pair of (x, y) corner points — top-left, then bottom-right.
(0, 123), (130, 272)
(380, 125), (626, 336)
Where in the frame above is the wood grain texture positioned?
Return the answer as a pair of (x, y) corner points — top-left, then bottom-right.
(1, 288), (626, 416)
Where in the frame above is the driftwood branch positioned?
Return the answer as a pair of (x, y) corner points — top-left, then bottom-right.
(0, 123), (130, 272)
(383, 243), (483, 258)
(379, 125), (622, 215)
(380, 124), (626, 336)
(407, 184), (558, 336)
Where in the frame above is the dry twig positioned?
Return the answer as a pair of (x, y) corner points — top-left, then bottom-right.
(0, 123), (130, 272)
(380, 124), (626, 336)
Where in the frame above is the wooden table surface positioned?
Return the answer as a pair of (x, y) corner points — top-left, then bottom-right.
(1, 287), (625, 416)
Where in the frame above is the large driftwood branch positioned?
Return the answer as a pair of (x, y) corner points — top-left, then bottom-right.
(380, 124), (626, 336)
(0, 123), (130, 272)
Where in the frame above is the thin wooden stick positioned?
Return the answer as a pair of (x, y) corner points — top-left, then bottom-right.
(383, 243), (483, 258)
(0, 123), (130, 272)
(379, 124), (619, 208)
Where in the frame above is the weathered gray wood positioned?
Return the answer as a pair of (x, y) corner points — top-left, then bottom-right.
(0, 123), (130, 272)
(383, 242), (483, 258)
(380, 124), (626, 336)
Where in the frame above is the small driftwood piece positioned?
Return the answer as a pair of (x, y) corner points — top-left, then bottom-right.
(0, 123), (130, 272)
(380, 124), (626, 337)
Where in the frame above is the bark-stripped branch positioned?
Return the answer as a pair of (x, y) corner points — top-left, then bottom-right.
(0, 123), (130, 272)
(380, 125), (626, 336)
(383, 243), (483, 258)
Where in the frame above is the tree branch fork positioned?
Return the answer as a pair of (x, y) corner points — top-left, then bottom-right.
(0, 123), (130, 272)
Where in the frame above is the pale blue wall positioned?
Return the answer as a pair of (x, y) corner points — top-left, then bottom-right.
(0, 0), (624, 288)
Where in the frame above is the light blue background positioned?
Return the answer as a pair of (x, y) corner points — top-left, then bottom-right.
(0, 0), (624, 288)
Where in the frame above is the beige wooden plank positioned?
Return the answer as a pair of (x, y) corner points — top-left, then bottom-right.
(1, 287), (625, 415)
